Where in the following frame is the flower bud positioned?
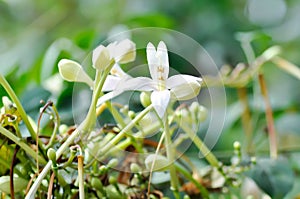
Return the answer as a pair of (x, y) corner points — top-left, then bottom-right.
(140, 92), (151, 107)
(58, 59), (94, 87)
(130, 163), (141, 173)
(128, 111), (136, 119)
(47, 148), (57, 162)
(107, 158), (118, 168)
(91, 177), (103, 190)
(92, 45), (111, 71)
(108, 176), (117, 184)
(145, 154), (169, 171)
(233, 141), (241, 150)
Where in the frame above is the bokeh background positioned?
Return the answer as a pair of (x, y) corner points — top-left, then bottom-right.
(1, 0), (300, 197)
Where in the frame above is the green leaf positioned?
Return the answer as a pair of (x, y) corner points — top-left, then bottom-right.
(246, 158), (294, 199)
(20, 86), (51, 114)
(0, 176), (28, 193)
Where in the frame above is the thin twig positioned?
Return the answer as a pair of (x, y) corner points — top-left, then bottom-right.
(237, 88), (253, 153)
(258, 74), (277, 159)
(10, 145), (20, 199)
(47, 172), (55, 199)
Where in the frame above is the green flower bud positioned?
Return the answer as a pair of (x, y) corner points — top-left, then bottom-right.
(59, 124), (69, 134)
(140, 92), (151, 107)
(128, 111), (136, 119)
(91, 177), (103, 190)
(198, 105), (208, 122)
(233, 141), (241, 151)
(183, 195), (191, 199)
(108, 176), (117, 184)
(99, 165), (107, 174)
(130, 163), (141, 173)
(47, 148), (57, 162)
(107, 158), (118, 168)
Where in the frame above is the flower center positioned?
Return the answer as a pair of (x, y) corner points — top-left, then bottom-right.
(157, 66), (166, 90)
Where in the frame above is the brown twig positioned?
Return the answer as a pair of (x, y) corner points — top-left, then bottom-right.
(258, 74), (277, 159)
(237, 88), (253, 153)
(47, 172), (56, 199)
(10, 145), (20, 199)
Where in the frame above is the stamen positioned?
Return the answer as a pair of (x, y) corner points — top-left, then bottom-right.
(158, 76), (165, 81)
(157, 66), (164, 73)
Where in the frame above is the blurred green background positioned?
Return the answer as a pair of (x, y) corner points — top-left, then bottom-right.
(1, 0), (300, 197)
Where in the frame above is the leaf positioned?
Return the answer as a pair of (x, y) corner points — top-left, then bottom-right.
(0, 176), (28, 193)
(20, 86), (51, 114)
(246, 158), (294, 199)
(40, 38), (85, 81)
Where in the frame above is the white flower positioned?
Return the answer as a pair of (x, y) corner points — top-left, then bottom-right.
(92, 39), (136, 71)
(97, 41), (202, 118)
(58, 59), (94, 87)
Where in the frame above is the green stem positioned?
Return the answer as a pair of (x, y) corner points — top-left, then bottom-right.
(0, 75), (44, 150)
(164, 115), (180, 199)
(174, 116), (219, 168)
(106, 102), (143, 153)
(25, 66), (113, 199)
(45, 104), (60, 149)
(0, 126), (47, 165)
(96, 105), (153, 157)
(175, 163), (209, 198)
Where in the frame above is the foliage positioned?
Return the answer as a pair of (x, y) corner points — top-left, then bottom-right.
(1, 0), (300, 198)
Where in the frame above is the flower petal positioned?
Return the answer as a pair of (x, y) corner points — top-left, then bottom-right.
(170, 80), (201, 101)
(58, 59), (94, 87)
(151, 90), (170, 118)
(92, 45), (111, 71)
(114, 39), (136, 64)
(97, 90), (123, 106)
(157, 41), (169, 80)
(102, 75), (122, 92)
(110, 64), (129, 77)
(121, 77), (155, 91)
(166, 74), (202, 89)
(147, 42), (159, 81)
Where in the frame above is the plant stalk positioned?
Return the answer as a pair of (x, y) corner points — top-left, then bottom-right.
(0, 126), (47, 164)
(174, 117), (219, 167)
(258, 74), (277, 159)
(164, 115), (180, 199)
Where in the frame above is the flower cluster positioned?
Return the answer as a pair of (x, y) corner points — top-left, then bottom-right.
(58, 39), (202, 118)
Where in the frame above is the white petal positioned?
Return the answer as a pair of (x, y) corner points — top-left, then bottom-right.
(97, 90), (123, 106)
(121, 77), (155, 91)
(114, 39), (136, 64)
(170, 81), (201, 101)
(110, 64), (128, 77)
(147, 42), (159, 81)
(151, 90), (170, 118)
(166, 74), (202, 89)
(92, 45), (111, 71)
(157, 41), (169, 80)
(58, 59), (94, 87)
(102, 75), (121, 91)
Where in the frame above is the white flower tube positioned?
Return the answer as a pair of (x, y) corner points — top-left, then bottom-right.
(58, 59), (94, 88)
